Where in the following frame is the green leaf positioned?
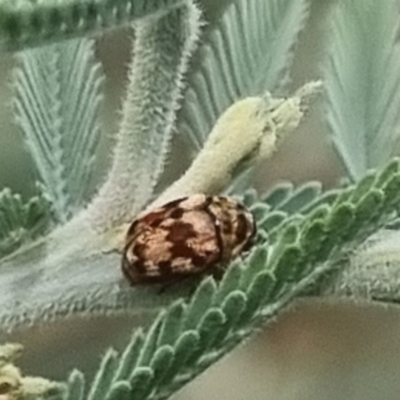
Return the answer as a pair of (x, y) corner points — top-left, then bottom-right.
(259, 210), (287, 232)
(157, 301), (185, 347)
(240, 246), (269, 289)
(242, 188), (259, 207)
(158, 330), (200, 387)
(324, 0), (400, 180)
(66, 370), (85, 400)
(137, 312), (165, 367)
(183, 322), (225, 372)
(349, 171), (377, 203)
(173, 331), (200, 368)
(262, 182), (294, 208)
(381, 172), (400, 210)
(269, 214), (304, 240)
(268, 220), (301, 263)
(277, 182), (322, 214)
(301, 190), (340, 215)
(179, 0), (310, 150)
(14, 37), (103, 222)
(281, 223), (301, 245)
(149, 345), (174, 388)
(325, 202), (355, 245)
(273, 245), (304, 283)
(184, 277), (217, 330)
(304, 203), (330, 222)
(299, 219), (329, 264)
(353, 189), (384, 228)
(113, 329), (145, 383)
(190, 308), (226, 359)
(375, 157), (400, 188)
(213, 291), (247, 345)
(332, 187), (354, 208)
(249, 203), (271, 221)
(213, 261), (242, 305)
(105, 382), (131, 400)
(0, 188), (51, 259)
(0, 0), (185, 51)
(239, 271), (275, 325)
(87, 349), (118, 400)
(129, 367), (154, 400)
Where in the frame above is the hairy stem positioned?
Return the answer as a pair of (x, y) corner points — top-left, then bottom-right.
(0, 0), (186, 51)
(81, 0), (201, 232)
(331, 230), (400, 303)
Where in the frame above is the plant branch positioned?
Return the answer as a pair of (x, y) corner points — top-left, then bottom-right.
(80, 0), (201, 233)
(0, 0), (186, 51)
(327, 230), (400, 303)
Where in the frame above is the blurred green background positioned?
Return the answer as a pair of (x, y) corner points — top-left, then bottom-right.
(2, 1), (400, 399)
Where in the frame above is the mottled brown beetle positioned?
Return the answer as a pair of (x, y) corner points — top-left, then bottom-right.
(122, 194), (256, 285)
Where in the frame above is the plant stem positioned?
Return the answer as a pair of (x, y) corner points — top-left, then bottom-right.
(83, 0), (201, 232)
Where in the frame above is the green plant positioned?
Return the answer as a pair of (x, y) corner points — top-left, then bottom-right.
(1, 0), (400, 399)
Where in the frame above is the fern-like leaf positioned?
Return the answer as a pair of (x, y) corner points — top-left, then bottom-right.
(64, 158), (400, 400)
(0, 188), (50, 259)
(179, 0), (310, 150)
(0, 0), (185, 51)
(324, 0), (400, 180)
(14, 37), (104, 222)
